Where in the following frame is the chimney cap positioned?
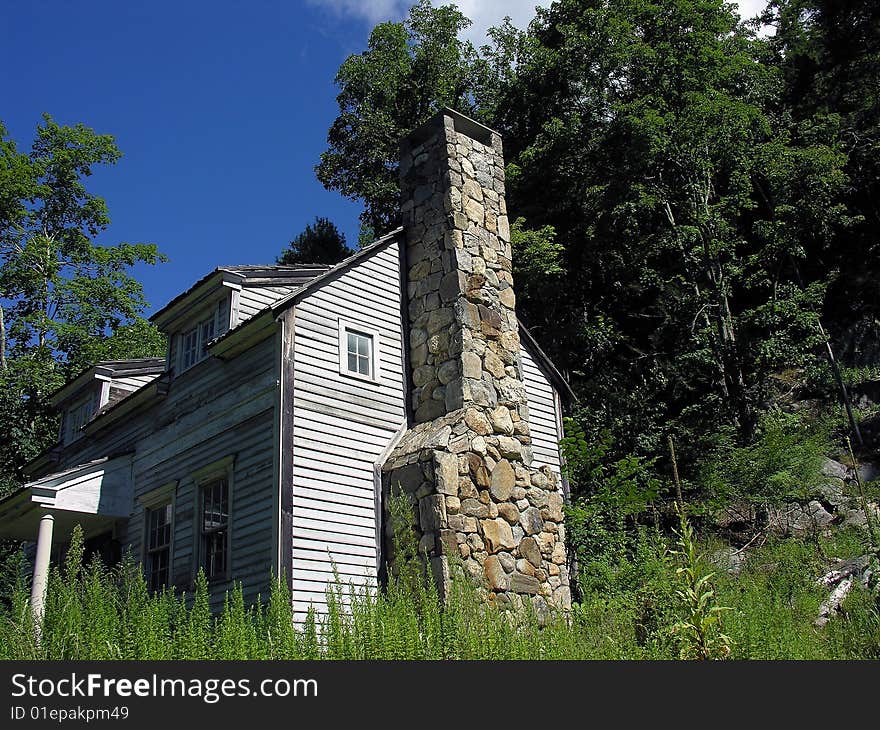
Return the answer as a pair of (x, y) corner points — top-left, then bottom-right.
(404, 106), (499, 148)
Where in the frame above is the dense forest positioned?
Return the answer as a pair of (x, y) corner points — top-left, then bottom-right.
(1, 0), (879, 658)
(316, 0), (880, 655)
(319, 0), (879, 467)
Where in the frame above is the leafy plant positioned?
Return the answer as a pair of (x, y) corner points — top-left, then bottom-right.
(669, 506), (732, 660)
(702, 409), (832, 507)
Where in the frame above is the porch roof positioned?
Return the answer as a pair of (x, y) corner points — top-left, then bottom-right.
(0, 455), (133, 541)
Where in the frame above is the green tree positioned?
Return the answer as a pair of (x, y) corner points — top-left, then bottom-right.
(0, 114), (165, 487)
(493, 0), (854, 457)
(316, 0), (483, 233)
(763, 0), (880, 366)
(277, 216), (352, 265)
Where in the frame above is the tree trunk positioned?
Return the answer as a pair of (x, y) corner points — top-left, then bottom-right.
(821, 319), (863, 447)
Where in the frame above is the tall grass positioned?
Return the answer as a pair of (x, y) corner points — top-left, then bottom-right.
(1, 523), (877, 660)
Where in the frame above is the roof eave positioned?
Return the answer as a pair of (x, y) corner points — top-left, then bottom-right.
(518, 321), (577, 404)
(150, 270), (244, 331)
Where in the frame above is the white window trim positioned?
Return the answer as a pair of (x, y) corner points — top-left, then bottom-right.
(338, 319), (381, 383)
(139, 481), (178, 592)
(176, 297), (227, 374)
(191, 455), (235, 583)
(64, 392), (97, 443)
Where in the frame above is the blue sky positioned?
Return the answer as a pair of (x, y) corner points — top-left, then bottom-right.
(1, 0), (765, 318)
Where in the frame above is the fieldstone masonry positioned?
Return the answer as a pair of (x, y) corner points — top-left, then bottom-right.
(382, 108), (571, 614)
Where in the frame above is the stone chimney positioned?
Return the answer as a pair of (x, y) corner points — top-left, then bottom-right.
(382, 108), (570, 614)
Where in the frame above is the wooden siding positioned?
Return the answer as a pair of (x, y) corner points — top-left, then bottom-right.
(55, 334), (280, 609)
(112, 374), (159, 391)
(521, 344), (563, 479)
(237, 285), (298, 324)
(289, 240), (405, 620)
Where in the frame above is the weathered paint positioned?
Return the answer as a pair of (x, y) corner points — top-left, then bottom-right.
(288, 238), (406, 620)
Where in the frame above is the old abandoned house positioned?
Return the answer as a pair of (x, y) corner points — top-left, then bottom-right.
(0, 109), (573, 621)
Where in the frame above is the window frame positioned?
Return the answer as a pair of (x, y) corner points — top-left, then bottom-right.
(177, 299), (226, 373)
(192, 456), (235, 583)
(65, 392), (97, 443)
(145, 502), (173, 592)
(138, 481), (177, 593)
(338, 319), (381, 383)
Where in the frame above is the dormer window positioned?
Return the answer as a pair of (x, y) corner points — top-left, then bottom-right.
(181, 327), (200, 370)
(178, 305), (224, 373)
(65, 394), (96, 442)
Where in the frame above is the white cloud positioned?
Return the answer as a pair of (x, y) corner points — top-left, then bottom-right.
(306, 0), (551, 43)
(307, 1), (770, 43)
(732, 0), (768, 21)
(305, 0), (407, 27)
(446, 1), (552, 45)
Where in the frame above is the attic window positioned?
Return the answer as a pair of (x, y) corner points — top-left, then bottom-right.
(339, 321), (379, 382)
(179, 310), (219, 372)
(65, 395), (95, 442)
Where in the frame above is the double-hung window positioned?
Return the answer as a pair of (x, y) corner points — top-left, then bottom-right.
(200, 477), (229, 580)
(139, 481), (176, 593)
(179, 312), (217, 372)
(181, 327), (200, 371)
(145, 502), (172, 592)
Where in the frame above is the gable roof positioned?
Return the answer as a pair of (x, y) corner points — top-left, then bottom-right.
(270, 228), (405, 316)
(48, 358), (165, 407)
(150, 263), (331, 330)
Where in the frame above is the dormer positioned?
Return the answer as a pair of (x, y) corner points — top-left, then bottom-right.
(150, 265), (330, 374)
(50, 359), (165, 445)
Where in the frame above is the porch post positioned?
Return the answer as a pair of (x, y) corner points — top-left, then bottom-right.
(30, 512), (54, 628)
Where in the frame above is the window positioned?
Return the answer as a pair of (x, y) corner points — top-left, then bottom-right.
(339, 321), (379, 381)
(199, 318), (215, 360)
(181, 326), (200, 371)
(200, 478), (229, 580)
(65, 395), (95, 442)
(347, 330), (372, 377)
(179, 312), (217, 372)
(145, 503), (172, 592)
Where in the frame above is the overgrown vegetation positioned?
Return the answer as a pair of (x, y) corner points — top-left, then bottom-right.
(2, 0), (880, 659)
(2, 491), (879, 660)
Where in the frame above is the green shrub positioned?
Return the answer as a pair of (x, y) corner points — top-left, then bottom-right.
(702, 409), (832, 507)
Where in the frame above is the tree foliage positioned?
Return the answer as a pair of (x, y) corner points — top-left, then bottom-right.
(319, 0), (876, 472)
(277, 216), (352, 266)
(316, 0), (483, 233)
(0, 115), (166, 490)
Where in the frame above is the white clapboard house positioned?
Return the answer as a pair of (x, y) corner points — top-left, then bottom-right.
(0, 110), (572, 620)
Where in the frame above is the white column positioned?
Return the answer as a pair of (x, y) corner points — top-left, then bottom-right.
(30, 513), (55, 627)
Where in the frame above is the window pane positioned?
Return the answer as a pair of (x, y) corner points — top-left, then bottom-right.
(201, 478), (229, 579)
(182, 328), (199, 369)
(148, 502), (172, 551)
(200, 318), (215, 359)
(344, 329), (372, 377)
(146, 501), (172, 592)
